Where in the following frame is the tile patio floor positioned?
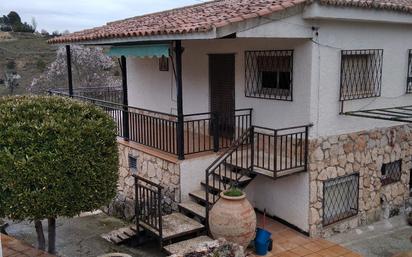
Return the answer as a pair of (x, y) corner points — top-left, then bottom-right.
(1, 234), (55, 257)
(248, 213), (363, 257)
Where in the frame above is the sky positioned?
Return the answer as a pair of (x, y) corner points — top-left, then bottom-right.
(0, 0), (201, 33)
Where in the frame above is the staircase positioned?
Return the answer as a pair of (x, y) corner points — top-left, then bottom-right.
(135, 124), (311, 255)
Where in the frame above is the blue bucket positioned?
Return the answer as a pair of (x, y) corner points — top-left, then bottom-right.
(255, 228), (271, 244)
(254, 228), (272, 256)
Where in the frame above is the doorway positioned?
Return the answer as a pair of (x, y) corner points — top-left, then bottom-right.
(209, 54), (235, 139)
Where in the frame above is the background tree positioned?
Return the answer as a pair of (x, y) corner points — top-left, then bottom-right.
(31, 17), (37, 32)
(0, 11), (34, 32)
(2, 60), (21, 95)
(6, 11), (21, 27)
(29, 45), (121, 94)
(0, 96), (119, 254)
(3, 72), (21, 95)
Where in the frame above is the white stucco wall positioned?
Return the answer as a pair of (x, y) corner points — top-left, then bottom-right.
(308, 17), (412, 137)
(127, 37), (313, 129)
(245, 173), (309, 232)
(179, 153), (220, 202)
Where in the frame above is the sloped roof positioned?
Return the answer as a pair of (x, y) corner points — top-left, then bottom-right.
(49, 0), (412, 44)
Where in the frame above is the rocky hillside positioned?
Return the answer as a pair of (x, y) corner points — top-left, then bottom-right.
(0, 32), (57, 96)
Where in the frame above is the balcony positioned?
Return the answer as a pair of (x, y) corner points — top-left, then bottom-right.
(49, 88), (252, 159)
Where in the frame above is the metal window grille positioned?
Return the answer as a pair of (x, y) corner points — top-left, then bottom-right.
(381, 160), (402, 186)
(128, 155), (137, 174)
(339, 49), (383, 101)
(323, 173), (359, 226)
(407, 50), (412, 93)
(245, 50), (293, 101)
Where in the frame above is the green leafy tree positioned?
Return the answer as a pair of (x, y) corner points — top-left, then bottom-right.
(0, 96), (119, 254)
(6, 11), (21, 26)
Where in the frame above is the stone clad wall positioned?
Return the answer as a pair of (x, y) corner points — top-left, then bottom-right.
(309, 124), (412, 237)
(105, 142), (181, 220)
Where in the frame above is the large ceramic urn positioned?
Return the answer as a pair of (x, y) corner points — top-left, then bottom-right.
(209, 191), (256, 248)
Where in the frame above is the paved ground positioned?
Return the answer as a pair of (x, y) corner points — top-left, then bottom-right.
(249, 213), (361, 257)
(2, 234), (55, 257)
(329, 215), (412, 257)
(4, 212), (164, 257)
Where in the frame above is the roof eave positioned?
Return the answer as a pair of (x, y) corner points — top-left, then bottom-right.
(303, 2), (412, 24)
(50, 29), (218, 46)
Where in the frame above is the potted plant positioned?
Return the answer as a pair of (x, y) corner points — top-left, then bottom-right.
(208, 187), (256, 248)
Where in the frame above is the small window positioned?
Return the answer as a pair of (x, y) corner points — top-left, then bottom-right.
(409, 167), (412, 197)
(128, 155), (137, 174)
(407, 50), (412, 93)
(381, 160), (401, 186)
(159, 56), (169, 71)
(340, 49), (383, 101)
(323, 173), (359, 226)
(245, 50), (293, 101)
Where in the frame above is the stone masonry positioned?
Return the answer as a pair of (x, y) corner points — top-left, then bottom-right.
(308, 124), (412, 237)
(105, 141), (181, 220)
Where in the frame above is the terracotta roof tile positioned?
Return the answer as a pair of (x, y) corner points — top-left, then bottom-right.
(49, 0), (412, 44)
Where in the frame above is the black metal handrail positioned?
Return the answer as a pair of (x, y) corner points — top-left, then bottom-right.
(205, 127), (253, 228)
(50, 89), (252, 158)
(183, 109), (252, 155)
(204, 124), (312, 230)
(53, 86), (124, 104)
(253, 124), (311, 176)
(134, 174), (163, 246)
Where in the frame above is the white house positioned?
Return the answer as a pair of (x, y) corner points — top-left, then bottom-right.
(50, 0), (412, 248)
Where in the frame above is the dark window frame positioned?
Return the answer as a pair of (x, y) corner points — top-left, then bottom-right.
(245, 50), (293, 101)
(323, 173), (359, 226)
(339, 49), (383, 101)
(128, 155), (138, 174)
(381, 160), (402, 186)
(406, 50), (412, 94)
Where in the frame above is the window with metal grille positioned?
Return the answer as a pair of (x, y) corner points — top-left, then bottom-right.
(128, 155), (137, 174)
(323, 173), (359, 226)
(381, 160), (402, 186)
(407, 50), (412, 93)
(339, 49), (383, 101)
(245, 50), (293, 101)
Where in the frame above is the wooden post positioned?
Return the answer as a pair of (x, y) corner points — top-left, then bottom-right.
(121, 55), (129, 141)
(65, 45), (73, 97)
(175, 41), (184, 160)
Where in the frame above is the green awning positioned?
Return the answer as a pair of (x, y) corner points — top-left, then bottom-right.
(107, 44), (170, 58)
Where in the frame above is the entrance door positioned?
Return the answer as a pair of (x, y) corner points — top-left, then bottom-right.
(209, 54), (235, 140)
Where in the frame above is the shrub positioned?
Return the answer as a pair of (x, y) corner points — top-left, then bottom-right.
(224, 187), (244, 197)
(0, 96), (119, 253)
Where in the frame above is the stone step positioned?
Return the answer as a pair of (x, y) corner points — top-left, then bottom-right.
(163, 235), (214, 255)
(101, 225), (139, 244)
(178, 200), (206, 220)
(253, 166), (305, 178)
(139, 213), (204, 240)
(213, 169), (252, 184)
(201, 178), (228, 192)
(189, 189), (217, 205)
